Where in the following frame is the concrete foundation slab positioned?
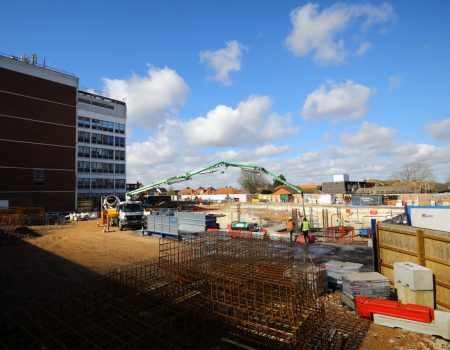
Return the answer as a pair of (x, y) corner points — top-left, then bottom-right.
(374, 314), (438, 338)
(435, 310), (450, 340)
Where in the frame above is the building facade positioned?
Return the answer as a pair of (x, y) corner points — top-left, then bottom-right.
(0, 54), (78, 211)
(76, 91), (127, 207)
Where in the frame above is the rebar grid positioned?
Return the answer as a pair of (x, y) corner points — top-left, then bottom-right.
(0, 235), (364, 350)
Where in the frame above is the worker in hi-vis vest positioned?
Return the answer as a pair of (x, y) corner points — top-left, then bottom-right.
(301, 217), (310, 243)
(286, 217), (295, 243)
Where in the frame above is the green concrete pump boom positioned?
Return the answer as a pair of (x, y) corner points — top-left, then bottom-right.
(126, 161), (302, 198)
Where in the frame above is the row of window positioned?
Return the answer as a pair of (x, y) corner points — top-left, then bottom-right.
(78, 116), (125, 134)
(78, 178), (126, 190)
(78, 161), (125, 174)
(78, 146), (125, 160)
(78, 131), (125, 147)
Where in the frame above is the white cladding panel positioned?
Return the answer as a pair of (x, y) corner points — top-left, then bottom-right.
(410, 207), (450, 233)
(333, 174), (349, 182)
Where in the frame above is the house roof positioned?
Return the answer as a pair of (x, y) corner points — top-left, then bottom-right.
(178, 187), (194, 195)
(215, 187), (242, 194)
(299, 184), (321, 189)
(272, 186), (296, 195)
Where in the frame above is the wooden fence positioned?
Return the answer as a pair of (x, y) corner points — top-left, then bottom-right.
(376, 222), (450, 311)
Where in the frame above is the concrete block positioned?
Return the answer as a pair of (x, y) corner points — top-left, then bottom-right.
(394, 262), (434, 291)
(435, 310), (450, 340)
(395, 282), (434, 308)
(373, 313), (449, 340)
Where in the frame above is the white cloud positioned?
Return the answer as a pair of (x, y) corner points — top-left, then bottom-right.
(341, 121), (396, 153)
(285, 2), (395, 64)
(425, 118), (450, 141)
(103, 66), (189, 129)
(388, 75), (402, 92)
(355, 42), (372, 56)
(184, 95), (297, 147)
(215, 150), (241, 161)
(126, 120), (182, 172)
(302, 80), (373, 121)
(200, 40), (246, 85)
(255, 144), (290, 157)
(260, 113), (299, 140)
(125, 95), (298, 184)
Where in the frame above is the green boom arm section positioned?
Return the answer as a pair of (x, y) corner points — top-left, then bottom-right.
(126, 161), (302, 198)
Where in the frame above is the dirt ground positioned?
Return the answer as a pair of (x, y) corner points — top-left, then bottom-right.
(0, 220), (448, 349)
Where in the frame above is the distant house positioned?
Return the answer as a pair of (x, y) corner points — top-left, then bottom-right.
(299, 184), (322, 194)
(215, 186), (242, 195)
(178, 187), (195, 195)
(202, 187), (216, 195)
(272, 186), (296, 195)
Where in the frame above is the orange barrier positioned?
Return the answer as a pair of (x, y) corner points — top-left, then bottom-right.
(229, 230), (252, 238)
(206, 228), (220, 233)
(296, 234), (316, 244)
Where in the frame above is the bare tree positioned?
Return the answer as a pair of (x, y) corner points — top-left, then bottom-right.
(397, 162), (433, 182)
(238, 170), (270, 194)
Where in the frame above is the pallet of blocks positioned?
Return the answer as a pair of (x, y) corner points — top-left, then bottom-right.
(342, 272), (390, 310)
(324, 260), (363, 290)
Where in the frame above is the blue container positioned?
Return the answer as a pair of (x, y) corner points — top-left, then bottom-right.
(359, 229), (368, 237)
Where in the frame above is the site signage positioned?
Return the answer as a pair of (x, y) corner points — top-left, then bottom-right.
(408, 206), (450, 232)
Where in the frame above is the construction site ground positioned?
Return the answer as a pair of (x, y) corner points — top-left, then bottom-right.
(0, 220), (447, 350)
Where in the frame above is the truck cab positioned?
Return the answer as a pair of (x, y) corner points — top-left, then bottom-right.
(117, 201), (145, 231)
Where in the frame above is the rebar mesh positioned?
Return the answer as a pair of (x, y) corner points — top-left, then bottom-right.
(0, 233), (367, 349)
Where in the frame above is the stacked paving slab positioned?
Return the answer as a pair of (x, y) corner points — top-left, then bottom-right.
(342, 272), (390, 309)
(325, 260), (363, 290)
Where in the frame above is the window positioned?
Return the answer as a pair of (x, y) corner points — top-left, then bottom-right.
(115, 164), (125, 174)
(78, 146), (90, 158)
(77, 178), (90, 189)
(91, 133), (114, 146)
(34, 169), (44, 185)
(77, 161), (90, 173)
(91, 119), (101, 130)
(115, 179), (126, 190)
(115, 123), (125, 134)
(91, 178), (115, 189)
(78, 131), (90, 143)
(91, 147), (113, 159)
(91, 162), (114, 173)
(115, 150), (125, 161)
(77, 116), (90, 128)
(115, 137), (125, 147)
(106, 135), (114, 145)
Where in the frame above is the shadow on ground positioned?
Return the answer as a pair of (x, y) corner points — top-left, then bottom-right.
(295, 242), (374, 271)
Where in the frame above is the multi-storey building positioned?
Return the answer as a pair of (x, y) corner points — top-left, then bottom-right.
(0, 54), (78, 211)
(76, 91), (127, 207)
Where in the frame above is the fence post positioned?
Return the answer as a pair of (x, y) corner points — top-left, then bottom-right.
(371, 219), (378, 272)
(416, 230), (426, 266)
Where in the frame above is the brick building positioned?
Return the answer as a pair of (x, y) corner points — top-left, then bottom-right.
(0, 54), (78, 211)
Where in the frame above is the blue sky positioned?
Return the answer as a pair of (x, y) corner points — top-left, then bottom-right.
(2, 1), (450, 187)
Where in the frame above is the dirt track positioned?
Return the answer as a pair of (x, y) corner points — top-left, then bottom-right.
(0, 220), (160, 300)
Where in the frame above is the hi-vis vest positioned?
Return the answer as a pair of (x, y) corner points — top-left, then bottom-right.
(287, 220), (295, 231)
(302, 220), (309, 231)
